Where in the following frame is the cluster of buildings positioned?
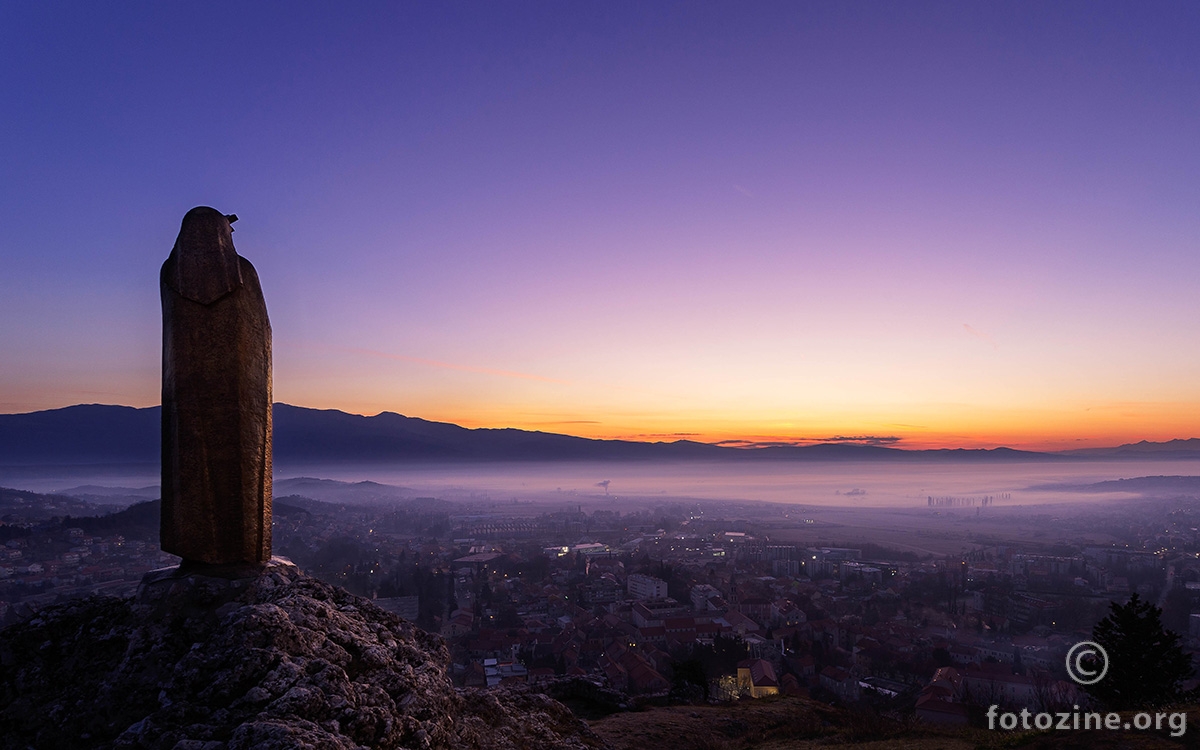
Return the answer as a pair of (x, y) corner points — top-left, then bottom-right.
(434, 532), (1095, 710)
(0, 525), (176, 624)
(8, 487), (1200, 718)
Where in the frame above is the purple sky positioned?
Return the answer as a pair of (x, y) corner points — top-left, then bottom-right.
(2, 2), (1199, 449)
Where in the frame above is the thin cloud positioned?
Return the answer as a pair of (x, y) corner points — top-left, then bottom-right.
(732, 184), (755, 198)
(963, 323), (997, 349)
(821, 435), (903, 446)
(715, 440), (806, 448)
(632, 433), (701, 438)
(713, 435), (903, 448)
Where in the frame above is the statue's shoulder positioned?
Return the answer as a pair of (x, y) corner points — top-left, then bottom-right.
(238, 255), (263, 293)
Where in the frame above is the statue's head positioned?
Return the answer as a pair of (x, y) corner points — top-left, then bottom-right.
(167, 206), (243, 304)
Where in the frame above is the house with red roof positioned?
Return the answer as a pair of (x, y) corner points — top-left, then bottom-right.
(737, 658), (779, 698)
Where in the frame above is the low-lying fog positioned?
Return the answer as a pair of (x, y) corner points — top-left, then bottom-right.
(6, 458), (1200, 509)
(295, 459), (1200, 507)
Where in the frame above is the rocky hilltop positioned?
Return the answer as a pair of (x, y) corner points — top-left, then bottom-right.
(0, 559), (604, 750)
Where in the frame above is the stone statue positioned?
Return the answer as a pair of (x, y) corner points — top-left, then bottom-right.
(160, 206), (272, 565)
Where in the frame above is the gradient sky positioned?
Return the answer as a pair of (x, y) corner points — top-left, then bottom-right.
(2, 2), (1199, 450)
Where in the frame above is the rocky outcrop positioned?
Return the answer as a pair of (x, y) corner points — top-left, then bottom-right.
(0, 560), (605, 750)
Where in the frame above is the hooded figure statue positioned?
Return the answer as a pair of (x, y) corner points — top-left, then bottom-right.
(160, 206), (272, 565)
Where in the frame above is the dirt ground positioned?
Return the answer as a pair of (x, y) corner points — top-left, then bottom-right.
(586, 696), (1192, 750)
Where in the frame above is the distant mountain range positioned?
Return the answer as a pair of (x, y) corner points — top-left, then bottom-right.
(1, 403), (1197, 466)
(1032, 475), (1200, 493)
(1058, 438), (1200, 460)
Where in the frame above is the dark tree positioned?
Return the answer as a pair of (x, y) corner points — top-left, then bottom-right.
(688, 634), (749, 680)
(1086, 593), (1193, 710)
(931, 647), (953, 668)
(670, 657), (709, 702)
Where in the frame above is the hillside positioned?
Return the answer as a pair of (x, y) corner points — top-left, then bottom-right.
(1062, 439), (1200, 459)
(588, 696), (1191, 749)
(0, 560), (602, 749)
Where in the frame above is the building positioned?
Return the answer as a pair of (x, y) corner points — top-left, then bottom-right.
(737, 658), (779, 698)
(632, 599), (691, 628)
(690, 584), (725, 611)
(373, 595), (420, 621)
(962, 663), (1036, 707)
(627, 573), (669, 600)
(915, 694), (970, 725)
(819, 666), (859, 702)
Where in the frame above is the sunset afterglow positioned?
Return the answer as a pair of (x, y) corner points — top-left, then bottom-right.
(2, 3), (1198, 451)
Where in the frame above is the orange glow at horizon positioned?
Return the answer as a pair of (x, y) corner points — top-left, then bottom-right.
(274, 386), (1200, 453)
(13, 337), (1195, 454)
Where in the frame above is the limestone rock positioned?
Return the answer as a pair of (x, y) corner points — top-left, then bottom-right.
(0, 563), (606, 750)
